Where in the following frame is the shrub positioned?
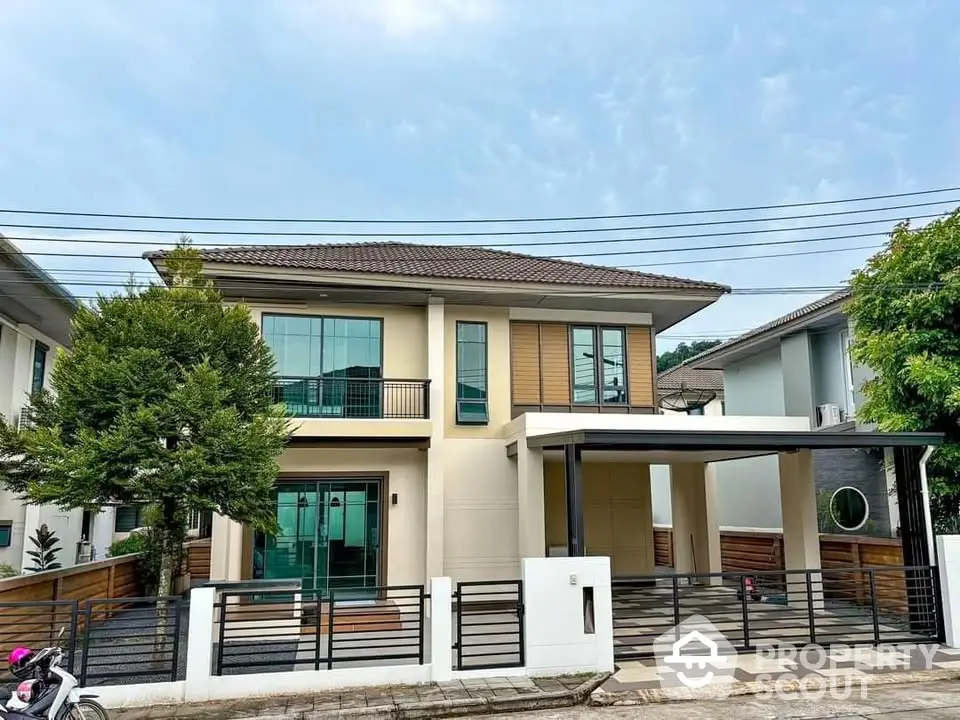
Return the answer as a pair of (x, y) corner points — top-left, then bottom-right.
(108, 533), (149, 558)
(0, 564), (16, 579)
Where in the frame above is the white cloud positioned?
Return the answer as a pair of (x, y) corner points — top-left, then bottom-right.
(529, 111), (578, 142)
(758, 73), (794, 124)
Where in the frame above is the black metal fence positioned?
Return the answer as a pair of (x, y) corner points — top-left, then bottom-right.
(0, 597), (188, 687)
(214, 585), (427, 676)
(271, 376), (430, 419)
(612, 566), (941, 660)
(453, 580), (525, 671)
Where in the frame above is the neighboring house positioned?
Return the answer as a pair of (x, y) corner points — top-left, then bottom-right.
(0, 235), (119, 571)
(650, 364), (724, 526)
(681, 290), (898, 537)
(144, 242), (929, 590)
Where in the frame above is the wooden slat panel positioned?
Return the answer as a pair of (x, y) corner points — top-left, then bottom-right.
(510, 322), (542, 404)
(540, 324), (571, 404)
(627, 326), (654, 408)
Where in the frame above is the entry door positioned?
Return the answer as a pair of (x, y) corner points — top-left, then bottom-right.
(259, 479), (381, 597)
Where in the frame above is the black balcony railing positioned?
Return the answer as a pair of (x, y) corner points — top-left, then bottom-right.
(272, 376), (430, 420)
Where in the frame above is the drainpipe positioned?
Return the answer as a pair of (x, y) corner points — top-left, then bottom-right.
(919, 445), (937, 566)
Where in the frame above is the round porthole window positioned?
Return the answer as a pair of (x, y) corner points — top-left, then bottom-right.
(829, 486), (869, 532)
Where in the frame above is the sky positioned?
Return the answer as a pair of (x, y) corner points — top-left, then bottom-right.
(1, 0), (959, 350)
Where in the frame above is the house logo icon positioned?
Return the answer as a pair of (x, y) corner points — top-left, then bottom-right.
(653, 614), (737, 696)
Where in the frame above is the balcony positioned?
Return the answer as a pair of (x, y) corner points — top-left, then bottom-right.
(272, 376), (431, 420)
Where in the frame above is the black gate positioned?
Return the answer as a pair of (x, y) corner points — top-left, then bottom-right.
(452, 580), (525, 670)
(612, 566), (941, 661)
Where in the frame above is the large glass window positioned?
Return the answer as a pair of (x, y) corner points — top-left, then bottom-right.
(456, 322), (488, 424)
(572, 326), (627, 405)
(31, 342), (48, 395)
(263, 315), (383, 417)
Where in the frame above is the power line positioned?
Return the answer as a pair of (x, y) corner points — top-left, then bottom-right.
(0, 227), (916, 260)
(0, 205), (950, 243)
(1, 185), (957, 224)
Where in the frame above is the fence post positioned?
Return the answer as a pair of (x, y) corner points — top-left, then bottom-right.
(936, 536), (960, 647)
(184, 587), (216, 702)
(429, 577), (453, 682)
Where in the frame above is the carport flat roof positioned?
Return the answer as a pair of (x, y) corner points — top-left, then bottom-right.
(525, 429), (944, 452)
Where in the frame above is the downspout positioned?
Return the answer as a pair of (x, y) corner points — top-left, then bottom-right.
(919, 445), (937, 566)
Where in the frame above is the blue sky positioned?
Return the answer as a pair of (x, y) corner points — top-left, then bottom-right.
(1, 0), (958, 350)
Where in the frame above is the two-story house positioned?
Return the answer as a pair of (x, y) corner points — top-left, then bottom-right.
(680, 290), (898, 537)
(0, 235), (120, 571)
(146, 243), (938, 594)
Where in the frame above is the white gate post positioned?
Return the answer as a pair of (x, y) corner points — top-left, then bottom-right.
(184, 586), (216, 701)
(429, 577), (453, 681)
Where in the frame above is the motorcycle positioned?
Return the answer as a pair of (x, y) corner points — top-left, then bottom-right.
(0, 629), (107, 720)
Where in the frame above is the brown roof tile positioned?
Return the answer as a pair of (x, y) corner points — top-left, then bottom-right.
(146, 242), (728, 292)
(658, 364), (725, 392)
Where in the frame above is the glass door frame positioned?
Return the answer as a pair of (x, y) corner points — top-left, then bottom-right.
(254, 475), (386, 599)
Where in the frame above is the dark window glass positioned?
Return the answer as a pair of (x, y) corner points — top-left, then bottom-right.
(600, 328), (626, 404)
(0, 524), (11, 548)
(830, 487), (869, 531)
(114, 506), (143, 533)
(572, 327), (598, 403)
(456, 322), (488, 424)
(31, 343), (48, 395)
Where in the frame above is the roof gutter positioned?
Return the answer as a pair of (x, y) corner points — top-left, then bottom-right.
(1, 235), (80, 311)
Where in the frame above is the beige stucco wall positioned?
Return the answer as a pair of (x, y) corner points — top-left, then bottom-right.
(544, 461), (655, 576)
(244, 301), (428, 381)
(442, 438), (520, 581)
(443, 305), (511, 439)
(278, 447), (427, 587)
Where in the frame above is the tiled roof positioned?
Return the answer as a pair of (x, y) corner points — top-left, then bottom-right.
(657, 364), (725, 392)
(682, 289), (850, 367)
(145, 242), (728, 292)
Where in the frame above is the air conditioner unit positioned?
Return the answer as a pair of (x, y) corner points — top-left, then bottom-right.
(817, 403), (842, 428)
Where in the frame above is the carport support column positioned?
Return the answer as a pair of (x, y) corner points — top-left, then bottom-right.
(517, 440), (546, 558)
(564, 444), (586, 557)
(669, 462), (722, 584)
(778, 450), (823, 609)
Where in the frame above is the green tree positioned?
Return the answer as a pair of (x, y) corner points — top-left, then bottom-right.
(0, 242), (290, 598)
(847, 210), (960, 530)
(657, 339), (723, 372)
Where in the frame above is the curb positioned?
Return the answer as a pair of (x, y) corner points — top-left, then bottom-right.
(296, 674), (611, 720)
(588, 667), (960, 706)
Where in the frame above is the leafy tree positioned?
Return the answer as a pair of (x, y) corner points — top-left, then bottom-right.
(26, 524), (62, 572)
(847, 210), (960, 530)
(0, 243), (290, 600)
(657, 339), (723, 372)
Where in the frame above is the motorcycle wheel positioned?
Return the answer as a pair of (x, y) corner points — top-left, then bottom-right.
(59, 699), (109, 720)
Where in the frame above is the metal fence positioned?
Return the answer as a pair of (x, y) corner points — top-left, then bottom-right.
(612, 566), (941, 660)
(0, 597), (188, 686)
(271, 376), (430, 419)
(214, 585), (427, 676)
(453, 580), (524, 671)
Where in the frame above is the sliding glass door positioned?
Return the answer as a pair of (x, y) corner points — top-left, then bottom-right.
(254, 479), (382, 598)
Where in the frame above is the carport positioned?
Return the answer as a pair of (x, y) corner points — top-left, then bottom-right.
(522, 428), (944, 658)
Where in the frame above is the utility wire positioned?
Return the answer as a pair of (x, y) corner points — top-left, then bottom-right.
(0, 185), (956, 224)
(0, 205), (951, 242)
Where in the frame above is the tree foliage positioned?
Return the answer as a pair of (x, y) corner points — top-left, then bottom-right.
(847, 210), (960, 529)
(0, 242), (290, 593)
(657, 339), (723, 372)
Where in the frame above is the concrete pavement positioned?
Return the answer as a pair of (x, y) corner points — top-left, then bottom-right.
(462, 679), (960, 718)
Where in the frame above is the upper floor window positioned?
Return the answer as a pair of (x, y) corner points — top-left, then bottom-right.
(31, 342), (48, 395)
(572, 326), (626, 404)
(114, 505), (145, 533)
(456, 322), (488, 425)
(263, 314), (383, 418)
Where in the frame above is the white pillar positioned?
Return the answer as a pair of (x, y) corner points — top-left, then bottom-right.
(517, 441), (546, 559)
(184, 586), (215, 701)
(210, 514), (242, 582)
(429, 576), (453, 681)
(425, 299), (445, 582)
(778, 450), (822, 608)
(937, 536), (960, 648)
(669, 462), (721, 582)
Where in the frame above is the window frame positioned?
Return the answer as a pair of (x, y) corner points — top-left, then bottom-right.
(0, 522), (11, 548)
(569, 325), (629, 406)
(455, 320), (489, 425)
(114, 505), (144, 533)
(31, 341), (48, 396)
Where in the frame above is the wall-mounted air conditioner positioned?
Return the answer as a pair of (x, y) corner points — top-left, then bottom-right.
(817, 403), (842, 428)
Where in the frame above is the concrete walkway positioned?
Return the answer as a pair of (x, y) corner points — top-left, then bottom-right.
(111, 674), (606, 720)
(459, 678), (960, 717)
